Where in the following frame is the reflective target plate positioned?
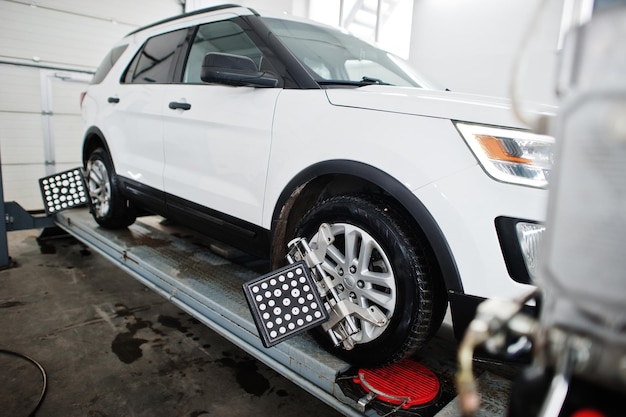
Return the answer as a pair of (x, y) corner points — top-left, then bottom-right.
(243, 260), (329, 347)
(39, 168), (88, 215)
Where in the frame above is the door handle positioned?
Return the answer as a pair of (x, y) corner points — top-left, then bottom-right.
(168, 101), (191, 111)
(107, 96), (120, 103)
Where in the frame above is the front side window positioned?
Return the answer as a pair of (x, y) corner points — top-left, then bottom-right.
(183, 20), (264, 84)
(124, 28), (189, 84)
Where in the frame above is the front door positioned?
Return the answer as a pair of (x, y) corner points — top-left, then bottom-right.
(162, 19), (282, 226)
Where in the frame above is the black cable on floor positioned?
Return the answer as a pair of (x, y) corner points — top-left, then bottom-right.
(0, 348), (47, 417)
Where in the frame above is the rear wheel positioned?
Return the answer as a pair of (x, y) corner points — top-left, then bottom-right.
(86, 147), (136, 229)
(294, 194), (440, 366)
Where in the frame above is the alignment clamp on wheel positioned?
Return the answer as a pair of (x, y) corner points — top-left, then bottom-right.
(286, 223), (388, 351)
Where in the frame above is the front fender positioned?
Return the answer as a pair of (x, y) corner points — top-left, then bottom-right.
(270, 160), (463, 294)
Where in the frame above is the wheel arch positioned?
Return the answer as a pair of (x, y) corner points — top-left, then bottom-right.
(82, 126), (112, 168)
(270, 160), (463, 295)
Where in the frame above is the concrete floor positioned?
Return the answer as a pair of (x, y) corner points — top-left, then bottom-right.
(0, 228), (344, 417)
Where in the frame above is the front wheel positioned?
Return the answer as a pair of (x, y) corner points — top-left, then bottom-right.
(295, 194), (440, 366)
(86, 147), (136, 229)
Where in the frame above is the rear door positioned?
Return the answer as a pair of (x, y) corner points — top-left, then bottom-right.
(108, 28), (189, 200)
(162, 18), (282, 225)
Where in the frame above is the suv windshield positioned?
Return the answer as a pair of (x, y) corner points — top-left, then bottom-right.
(264, 17), (433, 88)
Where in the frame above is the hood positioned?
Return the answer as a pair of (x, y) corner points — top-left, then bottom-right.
(324, 86), (557, 130)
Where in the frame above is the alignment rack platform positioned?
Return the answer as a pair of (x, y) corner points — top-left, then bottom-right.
(54, 208), (511, 417)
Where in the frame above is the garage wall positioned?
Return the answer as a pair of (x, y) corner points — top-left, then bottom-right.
(0, 0), (181, 210)
(408, 0), (565, 106)
(184, 0), (307, 15)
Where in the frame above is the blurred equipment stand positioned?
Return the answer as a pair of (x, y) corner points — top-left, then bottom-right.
(0, 153), (55, 268)
(456, 2), (626, 417)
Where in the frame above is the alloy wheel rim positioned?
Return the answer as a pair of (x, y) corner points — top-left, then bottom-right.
(312, 222), (396, 344)
(87, 159), (111, 218)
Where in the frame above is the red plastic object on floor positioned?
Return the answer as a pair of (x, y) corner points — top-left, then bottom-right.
(353, 359), (440, 409)
(571, 410), (607, 417)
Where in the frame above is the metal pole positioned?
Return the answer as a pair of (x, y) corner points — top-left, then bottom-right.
(339, 0), (344, 27)
(375, 0), (383, 42)
(0, 152), (11, 268)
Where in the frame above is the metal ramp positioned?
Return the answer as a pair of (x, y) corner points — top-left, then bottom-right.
(53, 208), (513, 417)
(54, 208), (367, 416)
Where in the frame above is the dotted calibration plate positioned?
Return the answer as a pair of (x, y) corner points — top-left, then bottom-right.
(243, 260), (329, 347)
(39, 168), (88, 215)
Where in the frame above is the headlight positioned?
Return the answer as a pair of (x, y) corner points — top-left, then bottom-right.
(455, 122), (554, 188)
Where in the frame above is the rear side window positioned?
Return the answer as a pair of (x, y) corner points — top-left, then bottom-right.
(91, 44), (128, 84)
(123, 28), (188, 84)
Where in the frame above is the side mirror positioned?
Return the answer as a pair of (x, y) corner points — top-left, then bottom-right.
(200, 52), (278, 87)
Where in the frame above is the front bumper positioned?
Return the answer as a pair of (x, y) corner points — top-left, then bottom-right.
(414, 164), (548, 302)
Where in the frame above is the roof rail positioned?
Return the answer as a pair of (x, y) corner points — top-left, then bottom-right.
(126, 4), (259, 36)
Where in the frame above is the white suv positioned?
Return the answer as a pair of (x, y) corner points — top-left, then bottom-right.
(80, 4), (553, 366)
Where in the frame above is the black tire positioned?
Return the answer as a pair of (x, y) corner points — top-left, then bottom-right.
(294, 194), (439, 367)
(85, 147), (136, 229)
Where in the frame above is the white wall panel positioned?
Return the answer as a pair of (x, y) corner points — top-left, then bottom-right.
(0, 65), (45, 166)
(0, 65), (41, 113)
(1, 1), (137, 69)
(185, 0), (304, 15)
(409, 0), (564, 105)
(50, 75), (89, 116)
(52, 114), (84, 163)
(20, 0), (183, 25)
(0, 0), (180, 210)
(0, 113), (44, 164)
(0, 164), (48, 210)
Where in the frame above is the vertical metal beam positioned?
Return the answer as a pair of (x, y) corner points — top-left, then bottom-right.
(339, 0), (344, 27)
(39, 69), (56, 176)
(375, 0), (383, 42)
(0, 153), (11, 268)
